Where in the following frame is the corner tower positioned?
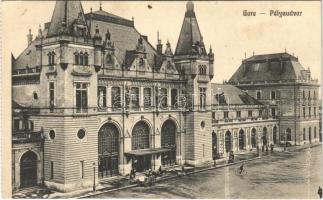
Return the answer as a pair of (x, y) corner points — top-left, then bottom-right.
(38, 0), (102, 192)
(174, 1), (214, 166)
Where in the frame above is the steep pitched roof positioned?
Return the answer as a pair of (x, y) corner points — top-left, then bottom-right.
(229, 53), (309, 83)
(212, 83), (261, 105)
(47, 0), (89, 37)
(12, 29), (48, 70)
(175, 1), (206, 56)
(85, 11), (157, 68)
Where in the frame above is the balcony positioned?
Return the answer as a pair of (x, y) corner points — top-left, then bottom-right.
(197, 74), (209, 83)
(12, 130), (44, 144)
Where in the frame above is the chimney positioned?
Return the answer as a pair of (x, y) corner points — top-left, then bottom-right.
(27, 29), (33, 46)
(156, 31), (163, 54)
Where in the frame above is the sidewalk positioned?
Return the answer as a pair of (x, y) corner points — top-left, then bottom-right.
(12, 142), (322, 199)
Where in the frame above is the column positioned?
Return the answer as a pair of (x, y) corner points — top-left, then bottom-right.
(107, 86), (111, 112)
(140, 87), (144, 111)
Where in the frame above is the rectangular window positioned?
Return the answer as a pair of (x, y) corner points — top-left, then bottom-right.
(199, 88), (207, 110)
(29, 121), (34, 131)
(80, 161), (84, 179)
(308, 107), (311, 117)
(224, 111), (229, 119)
(303, 107), (306, 118)
(303, 128), (306, 140)
(49, 82), (55, 113)
(248, 110), (253, 117)
(271, 91), (276, 100)
(212, 112), (216, 120)
(50, 161), (54, 179)
(159, 88), (168, 109)
(256, 91), (261, 100)
(13, 119), (20, 131)
(143, 88), (152, 109)
(236, 111), (241, 118)
(308, 90), (311, 99)
(314, 91), (316, 100)
(314, 107), (316, 116)
(259, 110), (263, 117)
(271, 108), (276, 118)
(111, 87), (121, 111)
(131, 87), (140, 111)
(76, 83), (88, 113)
(97, 86), (107, 110)
(171, 89), (178, 109)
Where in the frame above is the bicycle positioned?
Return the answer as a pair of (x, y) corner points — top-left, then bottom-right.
(235, 168), (247, 176)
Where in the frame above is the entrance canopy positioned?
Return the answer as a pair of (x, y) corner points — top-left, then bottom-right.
(125, 148), (171, 156)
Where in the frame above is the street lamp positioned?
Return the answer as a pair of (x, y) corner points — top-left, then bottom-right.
(93, 162), (96, 192)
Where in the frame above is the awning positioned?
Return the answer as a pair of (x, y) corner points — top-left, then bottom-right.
(124, 148), (172, 156)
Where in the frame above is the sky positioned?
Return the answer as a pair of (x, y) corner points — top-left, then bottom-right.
(3, 1), (321, 83)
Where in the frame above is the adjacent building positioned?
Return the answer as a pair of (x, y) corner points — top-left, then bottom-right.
(11, 0), (320, 193)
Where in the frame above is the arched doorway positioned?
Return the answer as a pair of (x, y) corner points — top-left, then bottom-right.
(20, 151), (38, 188)
(132, 121), (150, 172)
(286, 128), (292, 141)
(225, 131), (232, 153)
(98, 123), (119, 178)
(251, 128), (257, 148)
(239, 129), (245, 150)
(212, 131), (218, 159)
(161, 120), (176, 166)
(263, 127), (268, 145)
(273, 126), (277, 144)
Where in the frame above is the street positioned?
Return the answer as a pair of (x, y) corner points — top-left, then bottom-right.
(93, 146), (323, 199)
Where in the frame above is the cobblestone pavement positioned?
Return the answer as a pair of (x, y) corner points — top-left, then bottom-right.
(92, 145), (323, 199)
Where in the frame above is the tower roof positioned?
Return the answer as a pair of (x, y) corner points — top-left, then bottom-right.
(47, 0), (89, 38)
(175, 1), (206, 56)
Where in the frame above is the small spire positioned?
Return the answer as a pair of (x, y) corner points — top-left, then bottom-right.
(253, 51), (255, 56)
(284, 48), (287, 53)
(244, 52), (246, 59)
(90, 8), (93, 13)
(132, 16), (134, 21)
(209, 45), (213, 53)
(99, 1), (102, 10)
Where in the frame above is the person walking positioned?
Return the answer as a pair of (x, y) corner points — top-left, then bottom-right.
(318, 186), (322, 199)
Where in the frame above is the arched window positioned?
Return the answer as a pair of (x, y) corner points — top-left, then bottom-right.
(199, 65), (206, 75)
(84, 52), (89, 65)
(79, 52), (84, 65)
(48, 51), (55, 65)
(132, 121), (150, 150)
(74, 52), (79, 65)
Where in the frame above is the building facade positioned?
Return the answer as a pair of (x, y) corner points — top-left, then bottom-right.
(229, 53), (321, 146)
(11, 0), (319, 193)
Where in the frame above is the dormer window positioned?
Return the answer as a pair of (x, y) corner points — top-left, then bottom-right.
(139, 58), (145, 67)
(167, 61), (172, 70)
(48, 51), (55, 65)
(106, 54), (112, 65)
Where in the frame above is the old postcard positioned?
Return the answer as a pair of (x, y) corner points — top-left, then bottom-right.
(1, 0), (322, 199)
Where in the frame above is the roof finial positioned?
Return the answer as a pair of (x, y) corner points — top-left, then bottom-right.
(253, 51), (255, 56)
(186, 1), (194, 11)
(244, 52), (246, 59)
(285, 48), (287, 53)
(157, 30), (161, 44)
(99, 1), (102, 11)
